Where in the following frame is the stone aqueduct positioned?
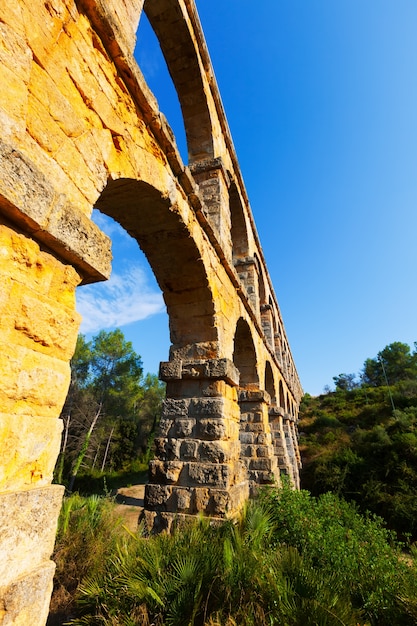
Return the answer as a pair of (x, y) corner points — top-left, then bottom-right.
(0, 0), (303, 622)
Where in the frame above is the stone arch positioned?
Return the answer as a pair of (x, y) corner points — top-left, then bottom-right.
(230, 181), (249, 262)
(254, 252), (265, 308)
(95, 178), (217, 355)
(233, 318), (259, 389)
(135, 11), (188, 163)
(264, 361), (276, 405)
(279, 379), (286, 411)
(0, 0), (304, 616)
(144, 0), (216, 163)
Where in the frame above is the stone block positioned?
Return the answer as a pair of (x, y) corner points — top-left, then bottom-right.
(256, 445), (272, 458)
(257, 432), (268, 444)
(175, 487), (192, 512)
(239, 431), (255, 444)
(173, 419), (196, 438)
(208, 489), (230, 516)
(0, 342), (71, 417)
(159, 360), (182, 381)
(0, 561), (55, 626)
(191, 487), (210, 513)
(149, 460), (183, 485)
(14, 292), (81, 359)
(162, 398), (190, 418)
(0, 414), (62, 492)
(246, 410), (267, 424)
(187, 462), (230, 488)
(196, 418), (226, 441)
(205, 358), (239, 386)
(144, 484), (171, 510)
(0, 485), (64, 587)
(241, 421), (265, 433)
(0, 140), (55, 228)
(153, 437), (169, 458)
(180, 439), (199, 460)
(241, 389), (271, 404)
(189, 397), (224, 418)
(240, 444), (254, 458)
(198, 440), (228, 463)
(249, 458), (275, 472)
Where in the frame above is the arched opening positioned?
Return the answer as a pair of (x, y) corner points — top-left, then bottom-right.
(265, 361), (276, 405)
(144, 0), (215, 163)
(255, 253), (266, 307)
(233, 318), (259, 389)
(77, 210), (170, 376)
(234, 319), (278, 493)
(230, 182), (249, 263)
(261, 299), (274, 351)
(94, 178), (217, 356)
(279, 379), (286, 411)
(135, 12), (187, 164)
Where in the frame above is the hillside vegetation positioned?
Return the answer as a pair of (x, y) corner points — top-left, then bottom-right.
(299, 341), (417, 540)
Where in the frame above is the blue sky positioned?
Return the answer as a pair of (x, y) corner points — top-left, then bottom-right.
(77, 1), (417, 395)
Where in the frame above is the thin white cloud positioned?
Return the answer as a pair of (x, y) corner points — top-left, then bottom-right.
(92, 210), (131, 241)
(77, 266), (165, 334)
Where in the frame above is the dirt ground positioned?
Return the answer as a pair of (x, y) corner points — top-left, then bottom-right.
(114, 483), (146, 531)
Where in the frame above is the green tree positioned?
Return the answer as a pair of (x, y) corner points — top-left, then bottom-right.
(88, 329), (143, 412)
(362, 341), (417, 387)
(56, 330), (164, 489)
(333, 372), (359, 391)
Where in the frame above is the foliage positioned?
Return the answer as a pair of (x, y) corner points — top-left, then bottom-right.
(333, 373), (359, 391)
(49, 494), (126, 624)
(300, 341), (417, 540)
(261, 486), (417, 625)
(362, 342), (417, 387)
(50, 487), (417, 626)
(55, 330), (165, 490)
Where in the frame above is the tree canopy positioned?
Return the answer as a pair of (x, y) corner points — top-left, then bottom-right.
(362, 341), (417, 387)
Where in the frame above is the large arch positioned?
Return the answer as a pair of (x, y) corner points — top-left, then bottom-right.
(95, 178), (217, 353)
(144, 0), (216, 163)
(230, 181), (250, 262)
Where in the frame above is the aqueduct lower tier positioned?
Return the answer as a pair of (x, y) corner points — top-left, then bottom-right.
(0, 0), (302, 622)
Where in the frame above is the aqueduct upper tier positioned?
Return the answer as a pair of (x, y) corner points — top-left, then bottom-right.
(0, 0), (302, 622)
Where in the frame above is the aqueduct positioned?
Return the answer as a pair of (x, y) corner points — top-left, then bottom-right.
(0, 0), (302, 622)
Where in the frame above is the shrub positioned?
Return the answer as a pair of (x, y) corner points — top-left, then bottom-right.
(50, 488), (417, 626)
(261, 485), (417, 625)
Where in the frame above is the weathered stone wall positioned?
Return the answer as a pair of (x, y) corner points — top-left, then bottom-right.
(0, 220), (81, 624)
(0, 0), (303, 622)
